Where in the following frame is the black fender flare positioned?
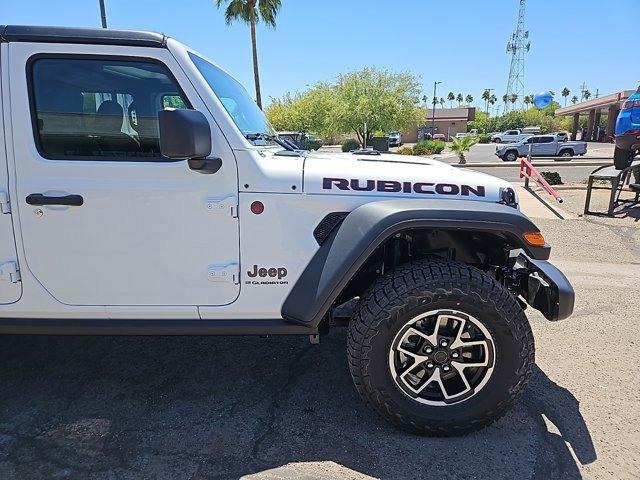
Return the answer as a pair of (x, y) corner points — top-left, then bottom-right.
(281, 199), (550, 327)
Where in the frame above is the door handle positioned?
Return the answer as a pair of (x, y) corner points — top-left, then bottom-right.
(26, 193), (84, 206)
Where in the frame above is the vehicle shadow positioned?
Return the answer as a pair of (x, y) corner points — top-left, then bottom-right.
(0, 330), (596, 479)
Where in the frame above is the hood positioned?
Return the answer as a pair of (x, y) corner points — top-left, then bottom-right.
(303, 151), (512, 203)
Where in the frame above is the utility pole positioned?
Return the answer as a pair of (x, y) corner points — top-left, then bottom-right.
(99, 0), (108, 29)
(431, 81), (441, 138)
(504, 0), (530, 112)
(579, 82), (587, 102)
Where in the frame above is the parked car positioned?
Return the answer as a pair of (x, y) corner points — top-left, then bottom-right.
(455, 129), (478, 140)
(432, 133), (446, 142)
(495, 134), (587, 161)
(613, 87), (640, 169)
(490, 129), (532, 143)
(388, 131), (402, 147)
(522, 126), (542, 135)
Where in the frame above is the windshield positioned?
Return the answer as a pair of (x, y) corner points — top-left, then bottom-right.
(189, 52), (275, 140)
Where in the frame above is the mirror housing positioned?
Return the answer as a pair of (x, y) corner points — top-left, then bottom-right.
(159, 109), (212, 160)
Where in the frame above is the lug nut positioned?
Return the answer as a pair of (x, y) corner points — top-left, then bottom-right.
(425, 347), (433, 354)
(442, 365), (451, 372)
(426, 362), (434, 369)
(451, 351), (459, 358)
(440, 340), (448, 347)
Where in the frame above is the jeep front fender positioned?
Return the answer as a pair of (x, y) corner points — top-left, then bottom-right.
(281, 199), (551, 327)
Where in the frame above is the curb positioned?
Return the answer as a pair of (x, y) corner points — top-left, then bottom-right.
(451, 161), (612, 168)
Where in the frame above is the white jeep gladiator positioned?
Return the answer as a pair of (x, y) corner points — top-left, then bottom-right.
(0, 25), (574, 435)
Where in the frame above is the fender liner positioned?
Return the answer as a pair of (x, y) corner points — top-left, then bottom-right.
(282, 199), (550, 327)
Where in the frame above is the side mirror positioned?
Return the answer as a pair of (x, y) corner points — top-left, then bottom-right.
(159, 109), (212, 160)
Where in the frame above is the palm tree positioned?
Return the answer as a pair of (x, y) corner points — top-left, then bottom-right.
(561, 87), (570, 106)
(481, 89), (490, 113)
(571, 95), (578, 105)
(523, 95), (531, 109)
(456, 93), (463, 106)
(447, 92), (455, 108)
(422, 95), (428, 107)
(583, 89), (591, 100)
(510, 94), (518, 104)
(215, 0), (282, 109)
(439, 97), (445, 108)
(488, 94), (497, 117)
(450, 136), (478, 165)
(502, 93), (508, 105)
(465, 94), (473, 105)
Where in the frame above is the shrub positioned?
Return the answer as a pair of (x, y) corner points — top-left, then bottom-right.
(540, 171), (563, 185)
(413, 140), (445, 155)
(306, 139), (322, 151)
(373, 131), (386, 137)
(397, 146), (414, 155)
(478, 134), (491, 144)
(341, 139), (360, 152)
(413, 141), (433, 156)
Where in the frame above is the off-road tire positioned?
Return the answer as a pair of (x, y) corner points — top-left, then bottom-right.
(494, 138), (501, 143)
(347, 260), (534, 436)
(559, 149), (573, 158)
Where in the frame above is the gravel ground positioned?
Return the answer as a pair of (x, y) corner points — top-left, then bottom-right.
(0, 189), (638, 480)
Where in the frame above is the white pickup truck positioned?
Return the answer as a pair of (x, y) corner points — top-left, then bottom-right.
(491, 129), (535, 143)
(0, 25), (574, 436)
(495, 134), (588, 161)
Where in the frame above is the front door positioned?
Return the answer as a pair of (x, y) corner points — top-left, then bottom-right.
(8, 43), (240, 308)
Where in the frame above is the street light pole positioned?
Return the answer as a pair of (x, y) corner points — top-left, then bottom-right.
(99, 0), (108, 29)
(431, 81), (441, 139)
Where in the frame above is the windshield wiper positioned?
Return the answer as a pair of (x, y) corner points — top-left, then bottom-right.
(245, 132), (295, 151)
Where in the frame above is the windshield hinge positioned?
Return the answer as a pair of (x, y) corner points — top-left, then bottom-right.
(0, 192), (11, 214)
(0, 262), (20, 283)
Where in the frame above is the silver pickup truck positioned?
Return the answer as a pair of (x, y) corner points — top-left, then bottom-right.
(495, 134), (587, 161)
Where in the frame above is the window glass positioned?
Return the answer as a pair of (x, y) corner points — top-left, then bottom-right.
(540, 136), (554, 143)
(30, 57), (190, 160)
(188, 52), (274, 139)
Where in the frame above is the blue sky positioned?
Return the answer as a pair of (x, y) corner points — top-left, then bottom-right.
(2, 0), (638, 108)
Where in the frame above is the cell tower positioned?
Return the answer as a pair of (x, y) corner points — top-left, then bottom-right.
(504, 0), (530, 112)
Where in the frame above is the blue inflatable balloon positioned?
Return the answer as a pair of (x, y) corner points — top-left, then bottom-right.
(533, 91), (553, 109)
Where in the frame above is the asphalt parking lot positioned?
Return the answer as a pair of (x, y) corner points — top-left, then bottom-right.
(0, 158), (639, 479)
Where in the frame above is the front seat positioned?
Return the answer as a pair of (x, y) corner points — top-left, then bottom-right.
(128, 101), (160, 155)
(95, 100), (139, 155)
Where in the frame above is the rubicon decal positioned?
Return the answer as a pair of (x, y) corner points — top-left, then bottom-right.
(322, 178), (486, 197)
(246, 265), (288, 285)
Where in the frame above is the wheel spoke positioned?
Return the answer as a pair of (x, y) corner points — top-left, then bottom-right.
(452, 358), (489, 369)
(448, 316), (468, 349)
(450, 361), (473, 397)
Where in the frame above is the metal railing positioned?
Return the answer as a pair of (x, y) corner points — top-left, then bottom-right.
(519, 156), (563, 203)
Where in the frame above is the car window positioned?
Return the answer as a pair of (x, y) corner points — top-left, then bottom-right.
(30, 57), (190, 161)
(539, 136), (554, 143)
(508, 130), (518, 135)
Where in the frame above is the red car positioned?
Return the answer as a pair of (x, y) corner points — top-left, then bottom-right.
(432, 133), (446, 141)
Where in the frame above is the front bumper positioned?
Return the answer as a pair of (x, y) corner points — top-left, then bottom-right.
(514, 253), (575, 321)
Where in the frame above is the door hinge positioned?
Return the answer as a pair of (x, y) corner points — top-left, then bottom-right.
(0, 262), (20, 283)
(207, 262), (239, 284)
(206, 195), (238, 218)
(0, 192), (11, 214)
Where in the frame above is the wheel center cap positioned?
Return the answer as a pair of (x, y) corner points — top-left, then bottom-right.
(433, 350), (449, 364)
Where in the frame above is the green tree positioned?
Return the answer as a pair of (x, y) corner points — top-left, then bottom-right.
(447, 91), (455, 108)
(465, 94), (473, 105)
(215, 0), (281, 109)
(488, 94), (497, 116)
(561, 87), (570, 106)
(571, 95), (578, 104)
(583, 89), (591, 100)
(510, 94), (518, 104)
(524, 95), (531, 109)
(439, 97), (445, 108)
(456, 93), (463, 105)
(502, 93), (508, 106)
(450, 136), (478, 164)
(331, 67), (423, 147)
